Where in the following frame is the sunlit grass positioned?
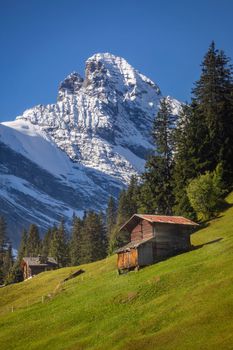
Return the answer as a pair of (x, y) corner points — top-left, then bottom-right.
(1, 193), (233, 349)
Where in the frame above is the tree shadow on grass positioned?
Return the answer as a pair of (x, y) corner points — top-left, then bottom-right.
(192, 237), (223, 250)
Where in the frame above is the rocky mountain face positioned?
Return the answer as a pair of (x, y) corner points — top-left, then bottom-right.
(0, 53), (181, 246)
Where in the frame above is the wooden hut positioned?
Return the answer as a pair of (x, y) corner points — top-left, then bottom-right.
(21, 256), (58, 280)
(116, 215), (198, 273)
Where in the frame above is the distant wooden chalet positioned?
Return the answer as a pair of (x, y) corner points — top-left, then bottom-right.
(116, 215), (198, 273)
(21, 256), (58, 280)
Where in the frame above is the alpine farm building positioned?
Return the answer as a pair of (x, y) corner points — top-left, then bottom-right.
(21, 256), (58, 280)
(116, 215), (198, 273)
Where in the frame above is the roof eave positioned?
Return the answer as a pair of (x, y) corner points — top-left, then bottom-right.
(118, 214), (141, 232)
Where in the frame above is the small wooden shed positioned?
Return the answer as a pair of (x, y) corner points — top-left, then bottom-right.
(21, 256), (58, 280)
(116, 215), (198, 273)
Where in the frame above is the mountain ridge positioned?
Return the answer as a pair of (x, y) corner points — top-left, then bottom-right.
(0, 53), (182, 245)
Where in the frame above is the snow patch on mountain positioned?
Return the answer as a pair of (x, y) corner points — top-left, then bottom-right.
(0, 120), (73, 178)
(0, 52), (182, 245)
(0, 174), (81, 223)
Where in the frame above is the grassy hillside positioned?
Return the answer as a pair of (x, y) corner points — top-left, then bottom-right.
(1, 193), (233, 350)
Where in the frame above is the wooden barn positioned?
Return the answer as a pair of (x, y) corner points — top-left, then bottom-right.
(21, 256), (58, 280)
(116, 215), (198, 273)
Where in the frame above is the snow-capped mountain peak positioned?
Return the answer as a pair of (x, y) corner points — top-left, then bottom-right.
(58, 72), (84, 102)
(14, 53), (169, 180)
(85, 52), (161, 96)
(0, 53), (182, 245)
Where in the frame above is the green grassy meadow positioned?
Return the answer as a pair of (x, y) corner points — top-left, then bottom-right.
(1, 193), (233, 350)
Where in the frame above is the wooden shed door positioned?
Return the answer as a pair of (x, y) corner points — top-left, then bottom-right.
(129, 249), (138, 267)
(118, 249), (138, 270)
(123, 249), (138, 268)
(118, 253), (125, 270)
(123, 252), (130, 268)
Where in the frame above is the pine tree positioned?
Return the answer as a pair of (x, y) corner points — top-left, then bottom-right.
(8, 229), (28, 284)
(0, 225), (14, 285)
(138, 98), (175, 214)
(49, 220), (69, 267)
(70, 216), (83, 266)
(108, 191), (128, 252)
(58, 219), (70, 267)
(116, 178), (139, 226)
(116, 190), (129, 226)
(172, 104), (205, 218)
(42, 228), (52, 259)
(125, 176), (139, 216)
(27, 224), (41, 257)
(108, 177), (140, 252)
(192, 41), (233, 186)
(173, 42), (233, 215)
(3, 244), (14, 283)
(17, 229), (28, 261)
(79, 212), (107, 264)
(106, 196), (117, 239)
(0, 216), (7, 264)
(92, 212), (107, 261)
(0, 217), (8, 284)
(48, 224), (58, 256)
(79, 215), (92, 264)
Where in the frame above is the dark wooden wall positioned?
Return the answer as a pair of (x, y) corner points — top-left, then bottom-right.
(154, 223), (191, 259)
(138, 242), (155, 266)
(23, 265), (56, 279)
(31, 266), (56, 276)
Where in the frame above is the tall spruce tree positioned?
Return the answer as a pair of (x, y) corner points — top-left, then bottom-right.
(126, 176), (139, 216)
(3, 244), (14, 283)
(79, 211), (107, 264)
(106, 196), (117, 239)
(116, 190), (129, 226)
(94, 212), (107, 261)
(79, 214), (93, 264)
(0, 217), (15, 284)
(173, 42), (233, 216)
(49, 220), (69, 267)
(70, 216), (83, 266)
(42, 228), (52, 258)
(108, 190), (128, 253)
(192, 41), (233, 185)
(172, 104), (205, 218)
(0, 216), (7, 263)
(17, 229), (28, 260)
(9, 229), (28, 283)
(27, 224), (41, 257)
(116, 177), (139, 226)
(0, 217), (8, 284)
(138, 98), (175, 214)
(108, 177), (140, 252)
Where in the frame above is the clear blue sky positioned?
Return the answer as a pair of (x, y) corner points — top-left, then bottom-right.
(0, 0), (233, 122)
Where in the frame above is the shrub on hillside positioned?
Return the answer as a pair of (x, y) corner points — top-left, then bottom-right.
(186, 164), (225, 221)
